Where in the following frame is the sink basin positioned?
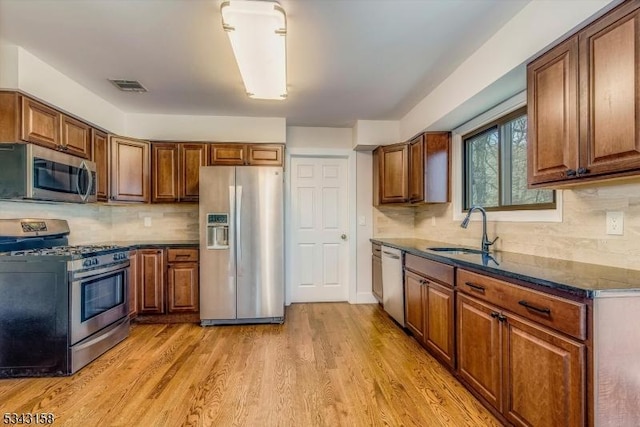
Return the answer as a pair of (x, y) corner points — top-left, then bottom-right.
(427, 247), (485, 255)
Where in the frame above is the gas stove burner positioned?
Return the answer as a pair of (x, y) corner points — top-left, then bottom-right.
(8, 244), (124, 256)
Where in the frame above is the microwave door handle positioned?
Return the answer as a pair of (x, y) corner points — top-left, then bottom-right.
(75, 163), (83, 199)
(82, 163), (93, 201)
(77, 161), (92, 202)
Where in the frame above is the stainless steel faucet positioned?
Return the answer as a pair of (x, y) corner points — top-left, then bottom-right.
(460, 206), (498, 253)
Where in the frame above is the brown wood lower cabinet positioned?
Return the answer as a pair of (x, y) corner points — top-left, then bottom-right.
(133, 246), (199, 322)
(138, 248), (165, 314)
(128, 249), (138, 318)
(403, 254), (455, 368)
(167, 248), (199, 313)
(456, 285), (585, 427)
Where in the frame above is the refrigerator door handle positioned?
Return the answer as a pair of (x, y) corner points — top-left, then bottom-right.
(229, 183), (236, 253)
(236, 185), (243, 261)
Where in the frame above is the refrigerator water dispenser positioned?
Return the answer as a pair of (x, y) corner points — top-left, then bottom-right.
(206, 213), (229, 249)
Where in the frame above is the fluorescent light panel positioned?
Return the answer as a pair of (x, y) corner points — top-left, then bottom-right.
(221, 0), (287, 100)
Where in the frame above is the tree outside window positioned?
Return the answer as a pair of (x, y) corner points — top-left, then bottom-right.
(463, 107), (554, 211)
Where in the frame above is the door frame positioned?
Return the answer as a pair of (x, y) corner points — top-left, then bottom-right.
(285, 148), (357, 305)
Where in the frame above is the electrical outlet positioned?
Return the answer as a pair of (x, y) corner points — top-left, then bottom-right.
(606, 211), (623, 235)
(358, 216), (366, 226)
(144, 217), (152, 227)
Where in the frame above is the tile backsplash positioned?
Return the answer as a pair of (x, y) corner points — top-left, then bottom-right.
(0, 201), (198, 244)
(374, 180), (640, 270)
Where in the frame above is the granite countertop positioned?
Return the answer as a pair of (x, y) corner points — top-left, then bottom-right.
(372, 237), (640, 299)
(108, 240), (199, 249)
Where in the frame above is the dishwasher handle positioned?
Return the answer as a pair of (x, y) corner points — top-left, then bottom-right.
(382, 251), (400, 259)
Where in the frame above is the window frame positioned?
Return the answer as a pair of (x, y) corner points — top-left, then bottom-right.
(462, 106), (555, 212)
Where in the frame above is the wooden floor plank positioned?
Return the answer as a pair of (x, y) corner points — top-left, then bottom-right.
(0, 303), (501, 426)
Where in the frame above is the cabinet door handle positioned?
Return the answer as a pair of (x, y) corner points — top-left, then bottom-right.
(490, 311), (500, 319)
(518, 300), (551, 315)
(577, 167), (590, 175)
(465, 282), (485, 292)
(497, 314), (507, 322)
(566, 169), (577, 177)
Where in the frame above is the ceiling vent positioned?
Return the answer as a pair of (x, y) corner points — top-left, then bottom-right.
(108, 79), (147, 92)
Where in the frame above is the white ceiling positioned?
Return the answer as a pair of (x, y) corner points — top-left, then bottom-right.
(0, 0), (530, 128)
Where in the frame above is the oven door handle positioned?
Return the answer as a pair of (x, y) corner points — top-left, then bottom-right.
(72, 318), (128, 351)
(71, 260), (130, 281)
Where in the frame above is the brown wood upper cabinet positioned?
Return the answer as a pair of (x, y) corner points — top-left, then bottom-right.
(92, 129), (109, 202)
(528, 0), (640, 186)
(247, 144), (283, 166)
(210, 144), (246, 165)
(209, 143), (284, 166)
(0, 92), (92, 159)
(110, 135), (150, 202)
(408, 132), (450, 203)
(151, 142), (208, 203)
(21, 96), (61, 151)
(60, 115), (91, 159)
(379, 143), (409, 203)
(375, 132), (450, 205)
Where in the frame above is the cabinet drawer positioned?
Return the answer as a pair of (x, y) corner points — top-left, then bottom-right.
(167, 248), (199, 262)
(456, 269), (586, 340)
(405, 253), (454, 287)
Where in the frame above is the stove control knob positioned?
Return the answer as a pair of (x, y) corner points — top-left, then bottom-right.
(83, 258), (98, 268)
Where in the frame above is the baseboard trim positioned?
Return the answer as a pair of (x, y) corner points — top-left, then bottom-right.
(355, 292), (378, 304)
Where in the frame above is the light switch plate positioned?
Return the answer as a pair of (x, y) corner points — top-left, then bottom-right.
(606, 211), (623, 235)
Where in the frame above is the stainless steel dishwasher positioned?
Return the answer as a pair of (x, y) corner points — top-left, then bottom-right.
(381, 246), (404, 326)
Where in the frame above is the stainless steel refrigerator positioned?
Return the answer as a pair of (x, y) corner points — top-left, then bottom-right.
(199, 166), (284, 325)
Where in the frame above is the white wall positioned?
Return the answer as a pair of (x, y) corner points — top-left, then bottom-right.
(0, 42), (18, 88)
(0, 42), (287, 143)
(8, 45), (126, 134)
(400, 0), (614, 140)
(355, 151), (375, 301)
(286, 126), (352, 149)
(125, 113), (286, 142)
(352, 120), (400, 149)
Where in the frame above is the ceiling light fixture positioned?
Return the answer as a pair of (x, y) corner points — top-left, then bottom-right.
(221, 0), (287, 100)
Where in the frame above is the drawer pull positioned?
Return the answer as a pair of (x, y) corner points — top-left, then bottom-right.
(465, 282), (485, 292)
(175, 254), (191, 258)
(518, 300), (551, 315)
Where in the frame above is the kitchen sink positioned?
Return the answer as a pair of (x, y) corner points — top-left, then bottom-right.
(427, 247), (485, 255)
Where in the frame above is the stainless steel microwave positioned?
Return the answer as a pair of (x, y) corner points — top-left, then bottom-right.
(0, 143), (97, 203)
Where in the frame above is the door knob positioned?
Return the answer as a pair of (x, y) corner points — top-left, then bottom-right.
(340, 234), (347, 240)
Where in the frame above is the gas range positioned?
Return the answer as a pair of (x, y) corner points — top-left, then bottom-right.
(0, 218), (131, 378)
(1, 244), (130, 269)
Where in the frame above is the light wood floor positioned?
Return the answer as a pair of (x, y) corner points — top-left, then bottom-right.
(0, 303), (501, 426)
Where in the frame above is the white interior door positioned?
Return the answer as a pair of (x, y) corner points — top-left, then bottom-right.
(290, 156), (349, 302)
